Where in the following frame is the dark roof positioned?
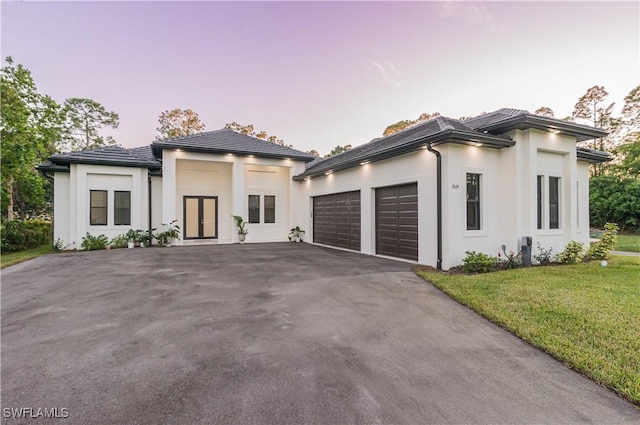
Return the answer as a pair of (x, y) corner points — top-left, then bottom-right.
(43, 145), (162, 169)
(36, 160), (70, 173)
(294, 116), (514, 180)
(129, 145), (157, 163)
(305, 156), (325, 170)
(465, 108), (608, 142)
(152, 129), (315, 162)
(577, 147), (612, 163)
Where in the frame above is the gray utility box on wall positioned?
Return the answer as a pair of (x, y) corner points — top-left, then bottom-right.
(521, 236), (532, 267)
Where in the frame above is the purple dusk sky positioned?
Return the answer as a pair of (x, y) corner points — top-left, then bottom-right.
(2, 1), (638, 154)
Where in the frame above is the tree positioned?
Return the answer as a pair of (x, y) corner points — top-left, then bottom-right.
(224, 122), (289, 147)
(1, 57), (64, 220)
(324, 145), (352, 158)
(589, 175), (640, 231)
(156, 108), (205, 140)
(62, 98), (119, 151)
(621, 85), (640, 139)
(307, 149), (320, 157)
(383, 112), (440, 136)
(611, 135), (640, 177)
(534, 107), (554, 116)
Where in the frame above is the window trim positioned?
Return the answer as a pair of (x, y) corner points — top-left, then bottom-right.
(248, 195), (261, 223)
(264, 195), (276, 224)
(114, 190), (131, 226)
(549, 176), (560, 230)
(90, 190), (108, 226)
(466, 173), (482, 231)
(537, 175), (544, 230)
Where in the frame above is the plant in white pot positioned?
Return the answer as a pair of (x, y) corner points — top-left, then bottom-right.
(288, 226), (305, 243)
(156, 220), (180, 247)
(231, 215), (248, 243)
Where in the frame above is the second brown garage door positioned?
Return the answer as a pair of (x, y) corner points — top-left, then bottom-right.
(376, 183), (418, 261)
(313, 191), (361, 251)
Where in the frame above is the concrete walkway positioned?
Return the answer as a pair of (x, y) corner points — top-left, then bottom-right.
(2, 243), (639, 424)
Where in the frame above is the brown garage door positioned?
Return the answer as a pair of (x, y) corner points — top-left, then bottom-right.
(376, 183), (418, 261)
(313, 191), (361, 251)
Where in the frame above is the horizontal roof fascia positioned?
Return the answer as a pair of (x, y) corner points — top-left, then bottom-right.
(480, 115), (608, 142)
(48, 158), (161, 169)
(576, 147), (612, 163)
(293, 130), (514, 181)
(152, 143), (314, 162)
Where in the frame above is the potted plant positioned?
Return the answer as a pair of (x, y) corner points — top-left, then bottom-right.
(156, 220), (180, 247)
(231, 215), (248, 243)
(288, 226), (305, 243)
(139, 228), (156, 247)
(125, 229), (139, 249)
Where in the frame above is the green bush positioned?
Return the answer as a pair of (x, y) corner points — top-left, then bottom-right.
(554, 241), (585, 264)
(590, 176), (640, 232)
(80, 233), (108, 251)
(0, 219), (52, 253)
(462, 251), (498, 273)
(533, 243), (554, 266)
(587, 222), (619, 260)
(109, 234), (129, 249)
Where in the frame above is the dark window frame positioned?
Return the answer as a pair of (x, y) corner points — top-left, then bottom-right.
(114, 191), (131, 226)
(466, 173), (481, 231)
(264, 195), (276, 224)
(90, 190), (108, 226)
(549, 176), (560, 229)
(248, 195), (260, 223)
(537, 175), (543, 230)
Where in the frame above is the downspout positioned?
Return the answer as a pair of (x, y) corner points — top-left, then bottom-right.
(425, 143), (442, 270)
(148, 171), (152, 232)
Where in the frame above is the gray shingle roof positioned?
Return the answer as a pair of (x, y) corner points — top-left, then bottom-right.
(465, 108), (607, 142)
(295, 116), (513, 180)
(44, 145), (161, 169)
(152, 129), (315, 161)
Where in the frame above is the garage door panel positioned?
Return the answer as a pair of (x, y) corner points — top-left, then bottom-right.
(313, 191), (361, 251)
(376, 183), (418, 261)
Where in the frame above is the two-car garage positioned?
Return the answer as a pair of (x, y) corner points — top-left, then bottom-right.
(312, 183), (418, 261)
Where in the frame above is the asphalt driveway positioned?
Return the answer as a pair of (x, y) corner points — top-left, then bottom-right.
(2, 243), (638, 424)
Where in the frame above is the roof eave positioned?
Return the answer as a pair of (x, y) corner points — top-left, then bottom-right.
(151, 143), (315, 162)
(49, 158), (161, 169)
(481, 115), (608, 142)
(577, 148), (612, 163)
(293, 130), (513, 181)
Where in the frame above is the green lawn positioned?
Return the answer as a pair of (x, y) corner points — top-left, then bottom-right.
(615, 234), (640, 253)
(416, 256), (640, 406)
(1, 245), (53, 269)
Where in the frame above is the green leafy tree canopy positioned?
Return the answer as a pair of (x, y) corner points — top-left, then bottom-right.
(156, 108), (205, 140)
(62, 98), (119, 151)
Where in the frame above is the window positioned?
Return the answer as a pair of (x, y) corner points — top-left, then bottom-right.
(264, 196), (276, 223)
(90, 190), (107, 225)
(466, 173), (481, 230)
(248, 195), (260, 223)
(549, 177), (560, 229)
(114, 191), (131, 226)
(537, 175), (543, 230)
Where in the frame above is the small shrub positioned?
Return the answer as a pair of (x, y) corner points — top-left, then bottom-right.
(533, 243), (554, 266)
(81, 233), (109, 251)
(554, 241), (585, 264)
(1, 219), (52, 253)
(52, 238), (65, 253)
(462, 251), (498, 273)
(109, 234), (129, 249)
(500, 250), (522, 269)
(586, 222), (619, 260)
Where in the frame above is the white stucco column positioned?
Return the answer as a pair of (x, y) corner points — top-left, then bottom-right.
(231, 157), (245, 242)
(162, 150), (177, 228)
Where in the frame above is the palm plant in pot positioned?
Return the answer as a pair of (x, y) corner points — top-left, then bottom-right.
(288, 226), (305, 243)
(231, 215), (248, 243)
(156, 220), (180, 247)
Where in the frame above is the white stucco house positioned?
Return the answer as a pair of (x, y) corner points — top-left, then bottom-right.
(39, 108), (610, 270)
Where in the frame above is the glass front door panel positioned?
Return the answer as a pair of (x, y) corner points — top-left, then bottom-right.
(203, 198), (217, 238)
(185, 197), (200, 238)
